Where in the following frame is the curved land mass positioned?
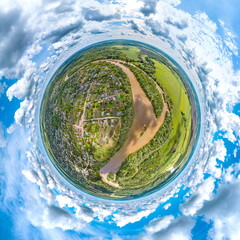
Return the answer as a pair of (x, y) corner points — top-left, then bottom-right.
(99, 60), (169, 188)
(40, 40), (198, 199)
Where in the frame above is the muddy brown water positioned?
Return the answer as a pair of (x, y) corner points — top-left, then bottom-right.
(99, 61), (168, 187)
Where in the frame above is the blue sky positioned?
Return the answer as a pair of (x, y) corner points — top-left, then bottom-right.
(179, 0), (240, 71)
(179, 0), (240, 37)
(0, 78), (21, 127)
(0, 0), (240, 239)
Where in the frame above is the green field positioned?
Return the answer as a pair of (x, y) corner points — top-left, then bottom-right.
(40, 40), (197, 199)
(154, 60), (192, 165)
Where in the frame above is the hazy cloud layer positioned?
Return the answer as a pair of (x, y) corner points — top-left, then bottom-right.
(139, 0), (158, 16)
(0, 8), (33, 69)
(0, 123), (6, 148)
(44, 20), (84, 43)
(143, 216), (195, 240)
(82, 8), (120, 22)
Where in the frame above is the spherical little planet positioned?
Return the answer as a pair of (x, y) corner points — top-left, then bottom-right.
(40, 40), (199, 200)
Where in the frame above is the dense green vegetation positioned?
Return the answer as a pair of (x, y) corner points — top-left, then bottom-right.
(40, 40), (197, 199)
(114, 113), (172, 191)
(124, 63), (163, 118)
(41, 61), (134, 190)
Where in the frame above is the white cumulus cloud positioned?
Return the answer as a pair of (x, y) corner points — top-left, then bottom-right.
(0, 0), (239, 239)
